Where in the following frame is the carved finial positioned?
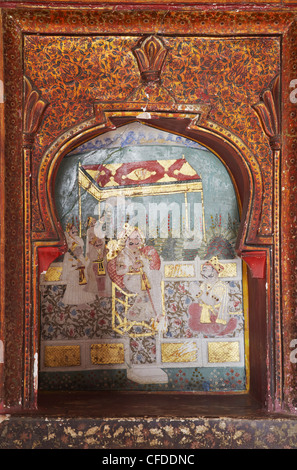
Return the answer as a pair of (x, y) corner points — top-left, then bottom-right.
(23, 76), (48, 147)
(253, 75), (281, 150)
(132, 35), (170, 84)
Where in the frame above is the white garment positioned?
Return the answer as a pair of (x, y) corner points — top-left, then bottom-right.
(120, 253), (163, 321)
(61, 251), (96, 305)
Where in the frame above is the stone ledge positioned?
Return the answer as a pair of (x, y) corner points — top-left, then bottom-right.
(1, 414), (297, 449)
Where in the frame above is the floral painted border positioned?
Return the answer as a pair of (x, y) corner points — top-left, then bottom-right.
(1, 413), (297, 449)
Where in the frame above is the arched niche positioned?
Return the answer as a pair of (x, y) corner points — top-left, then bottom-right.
(36, 119), (267, 404)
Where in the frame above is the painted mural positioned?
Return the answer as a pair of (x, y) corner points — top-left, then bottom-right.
(39, 123), (246, 392)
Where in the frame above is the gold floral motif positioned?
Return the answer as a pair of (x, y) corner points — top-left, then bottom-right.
(124, 168), (156, 181)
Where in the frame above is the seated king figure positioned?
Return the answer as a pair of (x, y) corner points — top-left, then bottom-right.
(107, 223), (163, 324)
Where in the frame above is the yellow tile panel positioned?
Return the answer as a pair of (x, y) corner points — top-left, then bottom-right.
(161, 342), (197, 363)
(164, 264), (195, 278)
(44, 266), (62, 282)
(208, 341), (240, 363)
(44, 345), (81, 367)
(91, 343), (125, 364)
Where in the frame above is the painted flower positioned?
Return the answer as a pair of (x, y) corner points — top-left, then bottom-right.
(185, 329), (193, 338)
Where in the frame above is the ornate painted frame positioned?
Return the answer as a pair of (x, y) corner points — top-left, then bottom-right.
(1, 4), (297, 416)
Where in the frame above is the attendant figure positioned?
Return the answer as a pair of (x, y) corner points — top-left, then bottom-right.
(85, 216), (97, 259)
(188, 256), (237, 336)
(84, 236), (112, 297)
(65, 222), (84, 251)
(61, 241), (96, 306)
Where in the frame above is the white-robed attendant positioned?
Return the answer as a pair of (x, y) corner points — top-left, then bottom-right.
(84, 236), (112, 297)
(64, 222), (84, 252)
(61, 241), (96, 306)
